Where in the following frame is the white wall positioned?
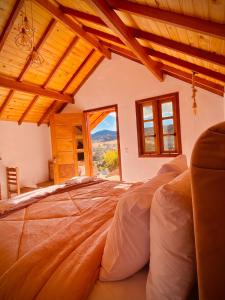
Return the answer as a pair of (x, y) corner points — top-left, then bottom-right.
(64, 54), (224, 182)
(0, 121), (51, 199)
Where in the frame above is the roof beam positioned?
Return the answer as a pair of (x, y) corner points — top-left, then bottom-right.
(34, 0), (111, 58)
(87, 0), (163, 81)
(60, 5), (105, 26)
(0, 74), (73, 103)
(18, 18), (57, 81)
(0, 90), (15, 117)
(109, 0), (225, 40)
(103, 43), (224, 96)
(83, 24), (225, 68)
(38, 100), (58, 126)
(43, 36), (79, 87)
(18, 95), (40, 125)
(63, 6), (225, 67)
(0, 0), (23, 52)
(90, 30), (225, 84)
(162, 65), (224, 96)
(72, 55), (105, 96)
(62, 49), (95, 93)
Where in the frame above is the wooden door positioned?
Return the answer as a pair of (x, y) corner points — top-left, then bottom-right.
(50, 113), (90, 184)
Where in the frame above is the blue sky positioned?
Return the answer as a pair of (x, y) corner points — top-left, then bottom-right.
(91, 112), (117, 134)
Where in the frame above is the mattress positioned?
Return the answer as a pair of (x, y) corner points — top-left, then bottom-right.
(88, 267), (148, 300)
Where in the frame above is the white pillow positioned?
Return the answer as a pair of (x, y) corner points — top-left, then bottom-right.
(99, 171), (179, 281)
(146, 170), (196, 300)
(157, 155), (188, 175)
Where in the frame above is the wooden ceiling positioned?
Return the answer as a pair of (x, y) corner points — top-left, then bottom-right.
(0, 0), (225, 125)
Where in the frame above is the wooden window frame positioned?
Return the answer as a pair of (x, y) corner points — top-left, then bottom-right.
(136, 92), (182, 157)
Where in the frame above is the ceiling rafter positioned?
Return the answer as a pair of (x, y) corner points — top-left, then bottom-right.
(72, 55), (104, 96)
(0, 74), (73, 102)
(62, 6), (225, 68)
(34, 0), (111, 59)
(109, 0), (225, 40)
(38, 100), (58, 126)
(84, 25), (225, 68)
(103, 42), (224, 96)
(101, 41), (225, 85)
(162, 65), (224, 96)
(62, 49), (95, 93)
(18, 95), (40, 125)
(0, 0), (23, 52)
(87, 0), (163, 81)
(0, 90), (15, 117)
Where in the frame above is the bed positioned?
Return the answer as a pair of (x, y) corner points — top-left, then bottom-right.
(0, 121), (225, 300)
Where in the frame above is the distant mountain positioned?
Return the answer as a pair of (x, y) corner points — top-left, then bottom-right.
(91, 130), (117, 142)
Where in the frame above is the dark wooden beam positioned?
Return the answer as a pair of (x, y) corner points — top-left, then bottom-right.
(102, 42), (224, 96)
(34, 0), (111, 58)
(0, 0), (23, 52)
(87, 0), (163, 81)
(43, 36), (79, 87)
(56, 102), (68, 113)
(84, 25), (225, 68)
(73, 56), (105, 96)
(60, 7), (225, 68)
(18, 95), (39, 124)
(0, 90), (15, 117)
(38, 100), (58, 126)
(109, 0), (225, 40)
(18, 18), (57, 81)
(62, 49), (95, 93)
(60, 5), (105, 26)
(102, 41), (225, 84)
(162, 65), (224, 96)
(0, 74), (73, 102)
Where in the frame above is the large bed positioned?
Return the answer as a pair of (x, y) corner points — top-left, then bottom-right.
(0, 121), (225, 300)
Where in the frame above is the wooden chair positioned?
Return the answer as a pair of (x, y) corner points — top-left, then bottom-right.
(6, 167), (20, 199)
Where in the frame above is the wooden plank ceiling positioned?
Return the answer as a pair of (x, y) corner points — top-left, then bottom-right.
(0, 0), (225, 125)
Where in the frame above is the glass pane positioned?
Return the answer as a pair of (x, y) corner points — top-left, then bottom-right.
(76, 139), (84, 149)
(145, 136), (156, 152)
(161, 102), (173, 118)
(163, 135), (175, 151)
(163, 119), (174, 134)
(75, 126), (82, 135)
(143, 105), (153, 120)
(144, 121), (154, 136)
(77, 152), (84, 161)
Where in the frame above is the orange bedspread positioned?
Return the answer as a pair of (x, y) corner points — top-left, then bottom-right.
(0, 180), (138, 300)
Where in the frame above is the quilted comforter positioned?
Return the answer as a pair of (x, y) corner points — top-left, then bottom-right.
(0, 179), (139, 300)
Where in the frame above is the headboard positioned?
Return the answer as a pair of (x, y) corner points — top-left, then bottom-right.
(191, 121), (225, 300)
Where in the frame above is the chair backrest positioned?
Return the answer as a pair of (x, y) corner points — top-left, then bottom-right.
(6, 167), (20, 199)
(191, 121), (225, 300)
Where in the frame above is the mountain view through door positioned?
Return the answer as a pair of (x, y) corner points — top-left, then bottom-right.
(88, 109), (120, 181)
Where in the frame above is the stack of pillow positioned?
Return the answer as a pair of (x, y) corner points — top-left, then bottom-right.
(99, 155), (196, 300)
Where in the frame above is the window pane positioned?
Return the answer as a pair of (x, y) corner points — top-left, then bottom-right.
(75, 126), (82, 135)
(143, 105), (153, 120)
(161, 102), (173, 118)
(163, 119), (174, 134)
(145, 136), (156, 152)
(163, 135), (175, 151)
(76, 139), (84, 149)
(144, 121), (154, 136)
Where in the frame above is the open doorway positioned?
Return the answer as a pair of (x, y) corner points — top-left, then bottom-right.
(85, 105), (122, 181)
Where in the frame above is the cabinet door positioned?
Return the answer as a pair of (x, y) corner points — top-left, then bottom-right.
(50, 113), (90, 184)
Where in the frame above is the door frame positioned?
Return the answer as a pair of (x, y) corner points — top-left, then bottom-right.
(84, 104), (122, 181)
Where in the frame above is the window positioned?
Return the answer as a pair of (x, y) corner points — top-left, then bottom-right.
(136, 92), (182, 157)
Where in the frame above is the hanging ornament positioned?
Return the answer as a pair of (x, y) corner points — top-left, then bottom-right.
(192, 71), (197, 115)
(29, 47), (44, 67)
